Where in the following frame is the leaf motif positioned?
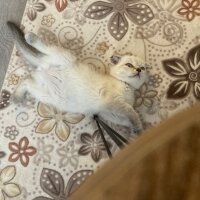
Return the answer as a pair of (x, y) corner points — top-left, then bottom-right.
(143, 98), (154, 107)
(177, 8), (188, 15)
(145, 90), (158, 98)
(40, 168), (65, 199)
(80, 133), (92, 144)
(65, 170), (93, 197)
(108, 12), (128, 41)
(193, 82), (200, 100)
(187, 44), (200, 70)
(27, 8), (37, 21)
(134, 97), (143, 107)
(91, 149), (102, 162)
(8, 153), (20, 163)
(167, 80), (191, 99)
(4, 183), (21, 197)
(9, 143), (19, 153)
(70, 157), (79, 168)
(163, 59), (189, 77)
(84, 1), (113, 19)
(125, 4), (154, 25)
(37, 103), (55, 118)
(55, 0), (68, 12)
(182, 0), (191, 8)
(0, 90), (11, 110)
(34, 3), (46, 12)
(36, 119), (56, 134)
(33, 197), (52, 200)
(0, 166), (16, 183)
(63, 113), (84, 124)
(78, 145), (91, 155)
(20, 154), (29, 167)
(55, 121), (70, 142)
(19, 136), (29, 149)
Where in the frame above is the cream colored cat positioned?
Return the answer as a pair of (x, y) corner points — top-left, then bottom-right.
(7, 22), (147, 133)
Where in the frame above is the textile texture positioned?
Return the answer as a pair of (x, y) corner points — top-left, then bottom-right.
(0, 0), (200, 199)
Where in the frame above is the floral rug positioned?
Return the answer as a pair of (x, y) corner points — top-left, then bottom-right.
(1, 0), (200, 199)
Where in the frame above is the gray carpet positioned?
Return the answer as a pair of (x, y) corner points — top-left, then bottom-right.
(0, 0), (26, 89)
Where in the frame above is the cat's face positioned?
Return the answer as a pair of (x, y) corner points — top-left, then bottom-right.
(110, 55), (148, 89)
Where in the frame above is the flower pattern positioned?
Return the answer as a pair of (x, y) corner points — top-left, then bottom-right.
(0, 90), (11, 110)
(84, 0), (154, 40)
(55, 0), (68, 12)
(2, 0), (200, 199)
(135, 0), (184, 45)
(36, 103), (84, 141)
(178, 0), (200, 21)
(134, 83), (158, 107)
(27, 0), (46, 21)
(57, 141), (79, 168)
(148, 74), (163, 88)
(0, 166), (21, 199)
(8, 137), (37, 167)
(33, 139), (54, 165)
(8, 74), (20, 86)
(163, 44), (200, 99)
(4, 126), (19, 140)
(63, 1), (86, 25)
(41, 14), (55, 27)
(78, 131), (111, 162)
(32, 168), (93, 200)
(95, 42), (109, 55)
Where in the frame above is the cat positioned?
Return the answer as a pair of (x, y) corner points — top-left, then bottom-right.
(7, 22), (147, 133)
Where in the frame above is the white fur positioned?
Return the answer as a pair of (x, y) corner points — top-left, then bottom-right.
(13, 32), (147, 133)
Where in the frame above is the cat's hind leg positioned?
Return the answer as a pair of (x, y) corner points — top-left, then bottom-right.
(7, 22), (45, 68)
(25, 32), (76, 64)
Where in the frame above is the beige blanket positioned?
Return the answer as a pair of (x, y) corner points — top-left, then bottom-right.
(0, 0), (200, 199)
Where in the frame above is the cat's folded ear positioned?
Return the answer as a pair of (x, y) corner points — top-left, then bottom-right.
(110, 55), (121, 65)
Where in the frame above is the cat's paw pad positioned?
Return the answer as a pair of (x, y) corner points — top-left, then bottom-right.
(25, 32), (39, 44)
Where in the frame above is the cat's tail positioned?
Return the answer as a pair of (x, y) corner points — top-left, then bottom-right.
(7, 21), (44, 67)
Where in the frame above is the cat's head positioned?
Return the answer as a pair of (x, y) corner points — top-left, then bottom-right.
(110, 55), (148, 89)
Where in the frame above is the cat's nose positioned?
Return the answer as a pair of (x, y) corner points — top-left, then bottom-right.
(136, 68), (141, 73)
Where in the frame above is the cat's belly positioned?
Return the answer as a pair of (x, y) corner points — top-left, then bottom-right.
(58, 99), (100, 115)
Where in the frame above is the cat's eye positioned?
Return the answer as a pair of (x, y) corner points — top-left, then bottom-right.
(125, 63), (134, 68)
